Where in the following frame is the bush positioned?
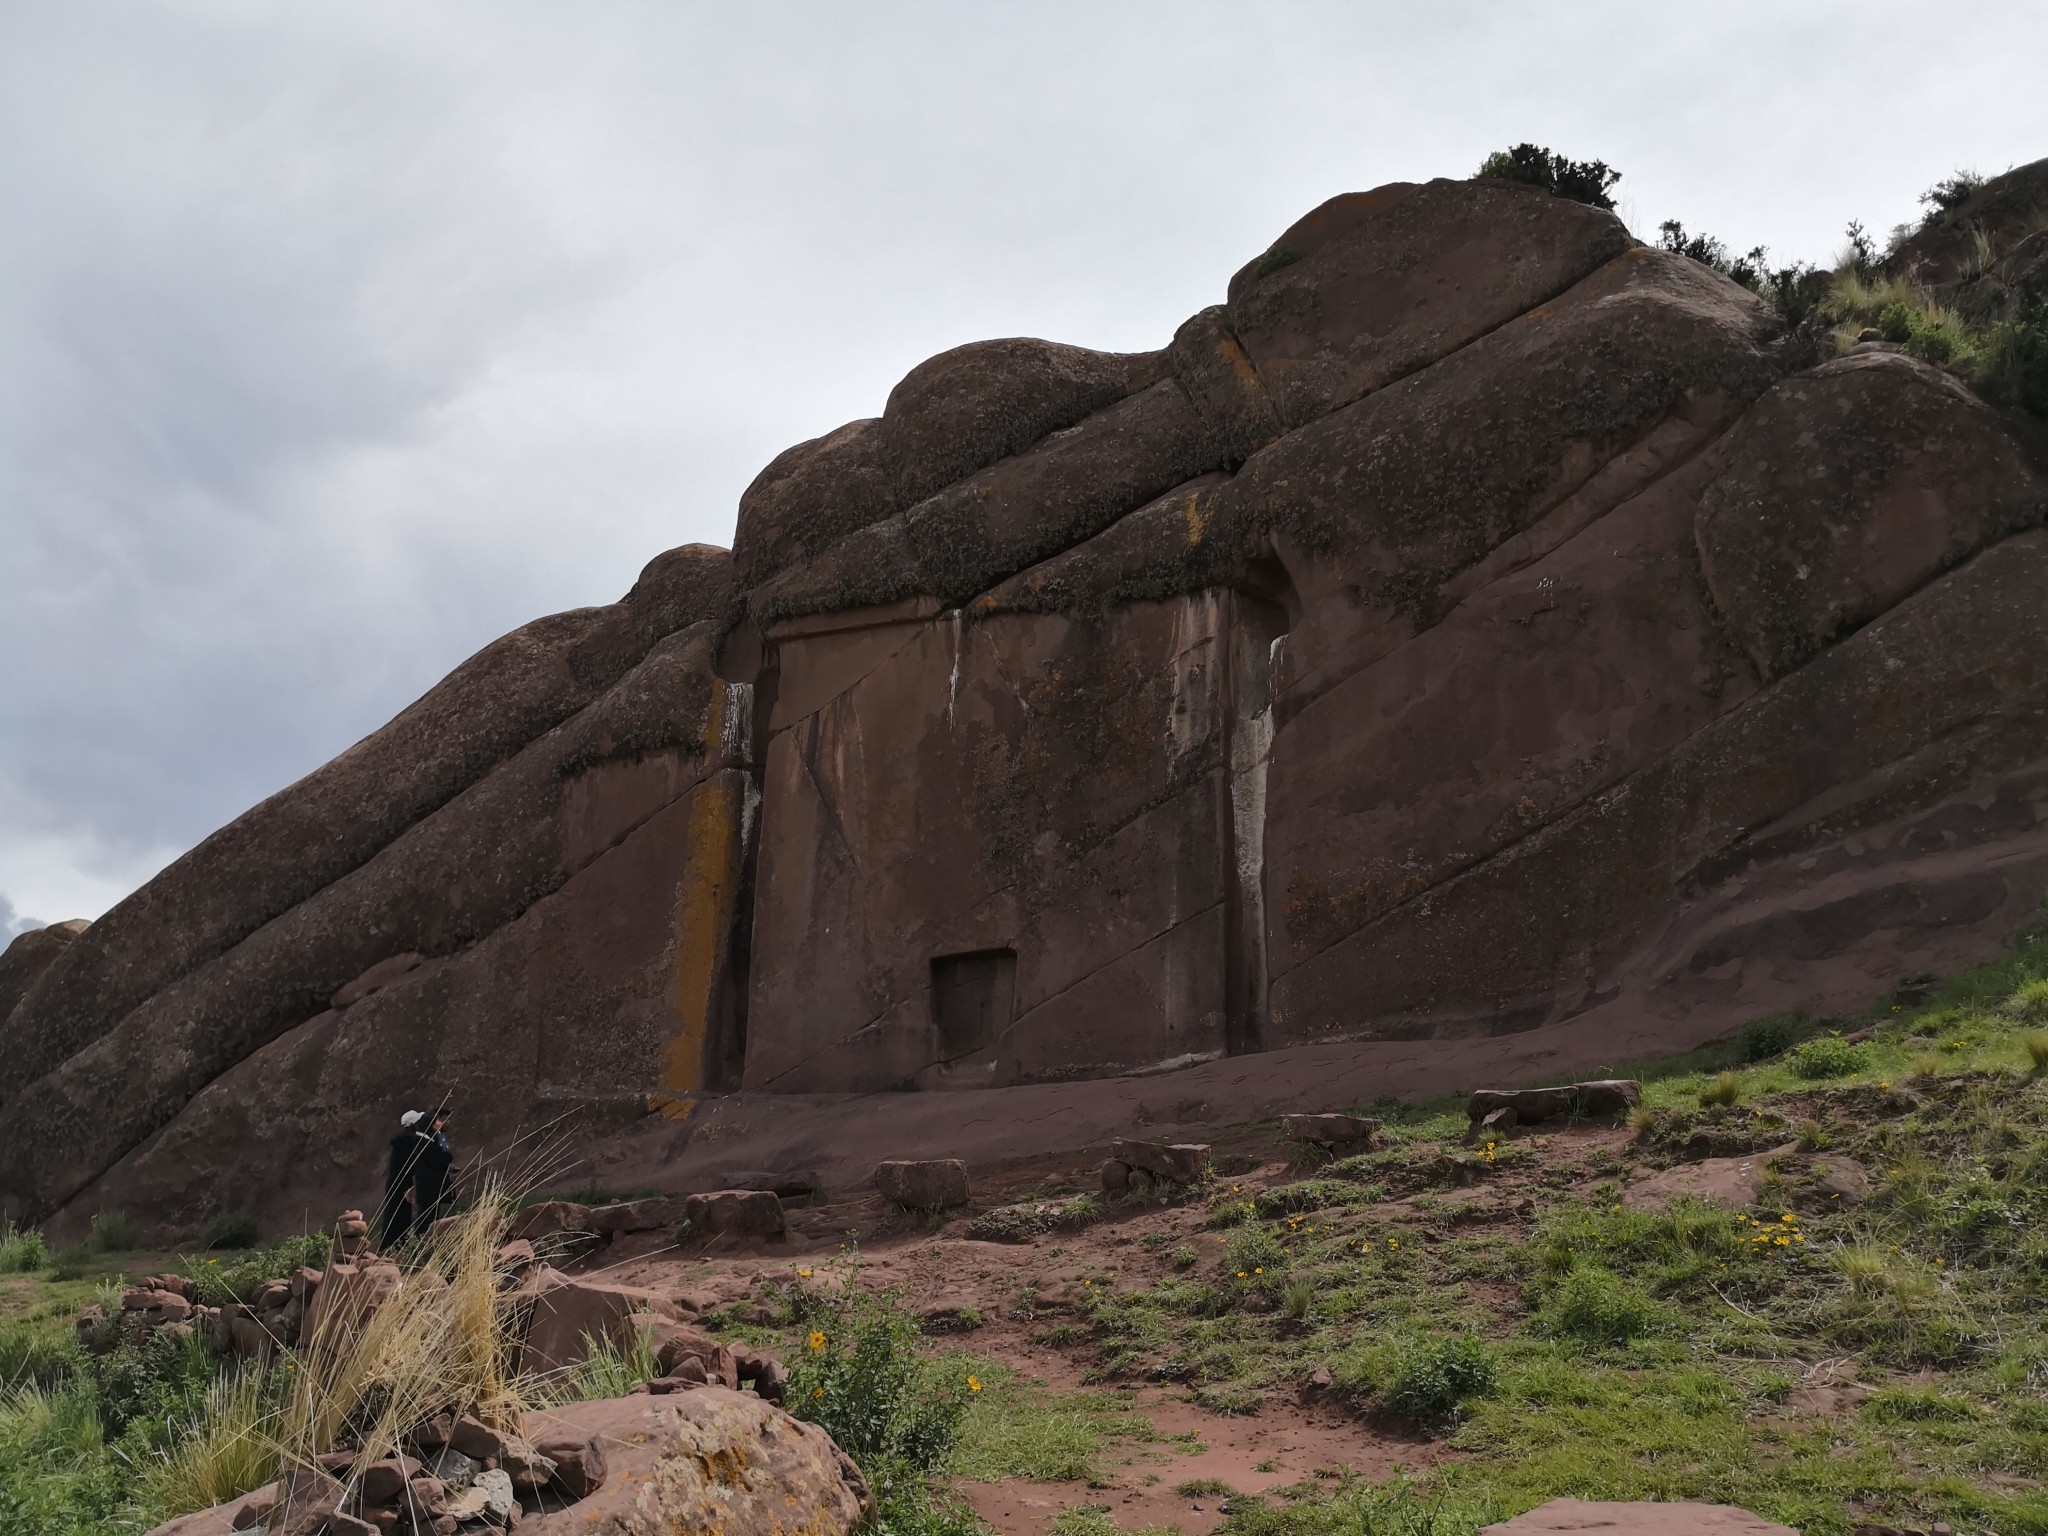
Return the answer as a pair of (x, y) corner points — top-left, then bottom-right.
(1539, 1265), (1661, 1346)
(1475, 143), (1620, 210)
(86, 1211), (140, 1254)
(1919, 169), (1986, 221)
(1789, 1034), (1864, 1080)
(1381, 1335), (1500, 1426)
(1739, 1014), (1800, 1062)
(0, 1223), (48, 1274)
(201, 1213), (261, 1252)
(1976, 302), (2048, 418)
(182, 1232), (330, 1306)
(788, 1282), (970, 1531)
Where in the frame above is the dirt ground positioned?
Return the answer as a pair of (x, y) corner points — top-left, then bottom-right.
(584, 1120), (1577, 1536)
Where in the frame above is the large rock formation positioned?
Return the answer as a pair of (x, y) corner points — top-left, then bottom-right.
(5, 166), (2047, 1236)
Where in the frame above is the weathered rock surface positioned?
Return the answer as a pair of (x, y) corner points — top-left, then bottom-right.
(1467, 1082), (1642, 1124)
(875, 1159), (970, 1210)
(0, 919), (87, 1031)
(518, 1391), (869, 1535)
(11, 167), (2048, 1236)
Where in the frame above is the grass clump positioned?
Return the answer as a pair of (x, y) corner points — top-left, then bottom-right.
(1536, 1266), (1663, 1347)
(1381, 1335), (1501, 1426)
(1699, 1072), (1743, 1108)
(85, 1211), (139, 1255)
(0, 1223), (48, 1274)
(1789, 1033), (1864, 1080)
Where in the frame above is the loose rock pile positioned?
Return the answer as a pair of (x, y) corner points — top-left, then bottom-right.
(1100, 1137), (1211, 1195)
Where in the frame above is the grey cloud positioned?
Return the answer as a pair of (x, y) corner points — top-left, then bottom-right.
(3, 0), (2045, 920)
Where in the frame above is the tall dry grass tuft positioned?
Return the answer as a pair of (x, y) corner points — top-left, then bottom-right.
(277, 1179), (523, 1486)
(135, 1364), (281, 1517)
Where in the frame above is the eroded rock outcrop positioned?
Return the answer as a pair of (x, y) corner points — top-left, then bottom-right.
(7, 163), (2048, 1237)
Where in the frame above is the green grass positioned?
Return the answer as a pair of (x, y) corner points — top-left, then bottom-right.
(950, 1360), (1153, 1483)
(1015, 931), (2048, 1536)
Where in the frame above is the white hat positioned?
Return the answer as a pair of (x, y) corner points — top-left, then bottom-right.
(400, 1110), (424, 1128)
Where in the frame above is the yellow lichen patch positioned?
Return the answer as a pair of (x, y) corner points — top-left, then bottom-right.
(660, 771), (747, 1095)
(1182, 490), (1216, 546)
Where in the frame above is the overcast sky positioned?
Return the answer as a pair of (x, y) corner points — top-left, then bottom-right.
(2, 1), (2044, 933)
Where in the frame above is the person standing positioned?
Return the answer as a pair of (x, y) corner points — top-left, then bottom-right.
(410, 1108), (455, 1227)
(376, 1110), (426, 1249)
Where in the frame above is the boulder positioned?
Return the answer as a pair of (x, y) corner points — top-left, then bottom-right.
(1465, 1082), (1641, 1124)
(1479, 1499), (1798, 1536)
(1697, 350), (2046, 680)
(301, 1257), (401, 1343)
(681, 1188), (784, 1239)
(446, 1413), (505, 1461)
(1110, 1139), (1211, 1185)
(531, 1429), (607, 1499)
(268, 1467), (345, 1536)
(0, 920), (88, 1044)
(517, 1390), (867, 1535)
(874, 1159), (970, 1211)
(585, 1196), (684, 1236)
(1281, 1114), (1380, 1147)
(520, 1274), (693, 1376)
(506, 1201), (595, 1244)
(1224, 177), (1633, 428)
(634, 1314), (739, 1388)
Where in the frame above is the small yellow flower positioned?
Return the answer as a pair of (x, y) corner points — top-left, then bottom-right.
(1237, 1270), (1247, 1278)
(967, 1375), (982, 1392)
(797, 1267), (813, 1279)
(813, 1386), (825, 1399)
(1388, 1239), (1399, 1250)
(1254, 1266), (1263, 1275)
(808, 1330), (827, 1352)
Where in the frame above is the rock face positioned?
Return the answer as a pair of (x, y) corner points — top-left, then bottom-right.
(6, 165), (2048, 1235)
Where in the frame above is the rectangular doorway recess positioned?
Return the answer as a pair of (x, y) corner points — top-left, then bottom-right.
(931, 948), (1017, 1059)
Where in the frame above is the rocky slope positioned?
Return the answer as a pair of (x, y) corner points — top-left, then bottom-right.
(4, 162), (2046, 1239)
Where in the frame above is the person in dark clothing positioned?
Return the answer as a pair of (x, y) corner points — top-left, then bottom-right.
(376, 1109), (426, 1248)
(410, 1109), (456, 1226)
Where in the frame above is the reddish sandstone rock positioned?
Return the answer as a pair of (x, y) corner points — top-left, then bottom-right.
(681, 1189), (784, 1239)
(518, 1390), (867, 1535)
(520, 1274), (694, 1376)
(874, 1159), (969, 1211)
(1466, 1082), (1641, 1124)
(1697, 350), (2046, 679)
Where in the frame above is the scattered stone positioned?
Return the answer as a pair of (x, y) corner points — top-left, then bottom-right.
(875, 1159), (969, 1211)
(427, 1447), (480, 1490)
(681, 1188), (785, 1239)
(1464, 1081), (1641, 1124)
(1099, 1158), (1130, 1194)
(471, 1468), (518, 1524)
(228, 1484), (277, 1530)
(731, 1343), (789, 1403)
(640, 1317), (738, 1387)
(530, 1433), (607, 1500)
(447, 1414), (506, 1461)
(499, 1436), (557, 1492)
(361, 1457), (422, 1505)
(409, 1407), (455, 1451)
(268, 1467), (345, 1536)
(1110, 1139), (1210, 1185)
(1299, 1365), (1335, 1399)
(1282, 1113), (1380, 1147)
(1475, 1106), (1518, 1138)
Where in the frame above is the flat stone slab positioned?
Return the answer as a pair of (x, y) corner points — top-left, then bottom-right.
(1110, 1138), (1210, 1184)
(1623, 1144), (1795, 1212)
(1281, 1113), (1380, 1146)
(1480, 1500), (1800, 1536)
(1466, 1080), (1641, 1123)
